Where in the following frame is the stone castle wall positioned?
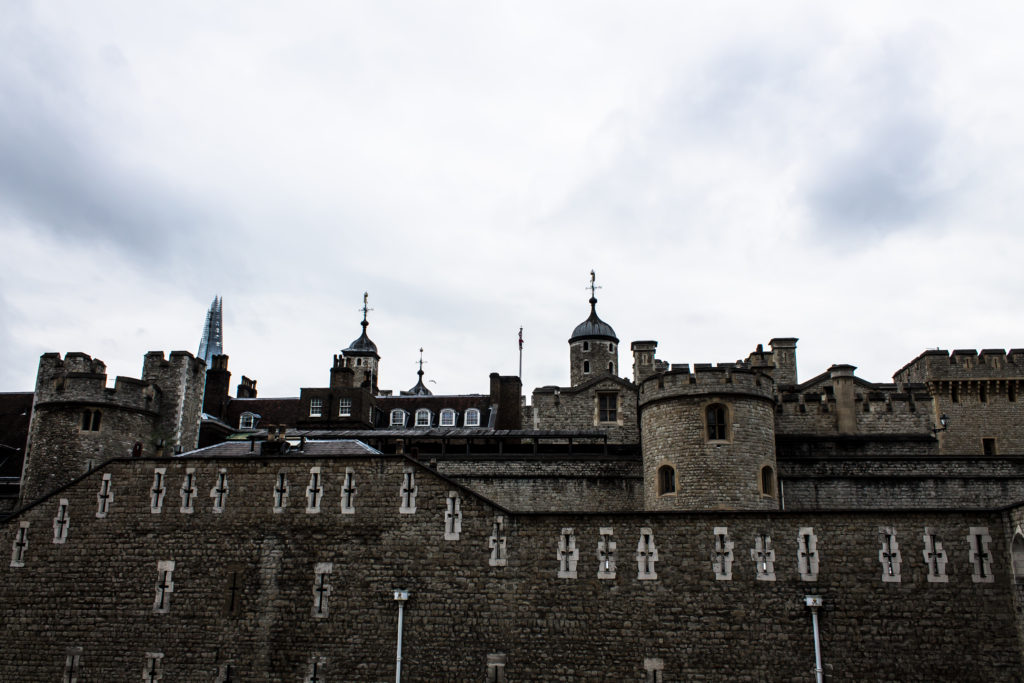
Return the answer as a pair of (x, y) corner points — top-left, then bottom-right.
(894, 348), (1024, 455)
(1, 454), (1021, 680)
(530, 378), (638, 444)
(435, 455), (642, 512)
(779, 455), (1024, 510)
(775, 391), (936, 436)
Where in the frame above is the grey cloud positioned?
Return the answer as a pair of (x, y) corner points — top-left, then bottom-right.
(806, 115), (946, 237)
(0, 17), (216, 261)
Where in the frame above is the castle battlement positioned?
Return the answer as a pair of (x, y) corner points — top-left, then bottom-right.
(776, 389), (928, 420)
(639, 365), (774, 404)
(33, 353), (161, 413)
(895, 348), (1024, 384)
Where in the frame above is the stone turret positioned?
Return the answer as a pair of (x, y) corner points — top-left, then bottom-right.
(568, 271), (619, 386)
(19, 350), (205, 505)
(639, 364), (778, 511)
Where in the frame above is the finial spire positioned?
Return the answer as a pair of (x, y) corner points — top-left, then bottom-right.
(417, 347), (426, 378)
(360, 292), (373, 330)
(588, 269), (601, 306)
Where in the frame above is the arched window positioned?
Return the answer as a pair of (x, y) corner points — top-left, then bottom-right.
(239, 412), (256, 430)
(657, 465), (676, 496)
(608, 342), (614, 352)
(582, 341), (590, 351)
(415, 408), (431, 427)
(608, 361), (614, 373)
(1013, 530), (1024, 584)
(583, 360), (591, 374)
(760, 465), (775, 496)
(439, 408), (456, 427)
(390, 409), (406, 427)
(706, 404), (727, 441)
(464, 408), (481, 427)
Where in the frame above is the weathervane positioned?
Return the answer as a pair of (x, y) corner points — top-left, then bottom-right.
(360, 292), (373, 323)
(588, 269), (601, 300)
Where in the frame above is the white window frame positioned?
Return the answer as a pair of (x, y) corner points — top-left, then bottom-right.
(390, 409), (406, 427)
(464, 408), (481, 427)
(439, 408), (456, 427)
(338, 398), (352, 417)
(309, 398), (323, 418)
(415, 408), (431, 427)
(239, 412), (256, 430)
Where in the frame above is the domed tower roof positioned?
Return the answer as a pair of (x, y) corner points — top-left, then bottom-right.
(569, 271), (618, 343)
(344, 292), (379, 357)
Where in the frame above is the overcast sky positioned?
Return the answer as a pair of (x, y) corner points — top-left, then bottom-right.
(2, 2), (1023, 399)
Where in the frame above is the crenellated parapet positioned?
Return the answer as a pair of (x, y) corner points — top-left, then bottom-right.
(895, 348), (1024, 384)
(34, 353), (162, 415)
(19, 351), (205, 507)
(639, 364), (775, 407)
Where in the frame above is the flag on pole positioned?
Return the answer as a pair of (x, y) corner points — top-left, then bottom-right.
(518, 327), (524, 350)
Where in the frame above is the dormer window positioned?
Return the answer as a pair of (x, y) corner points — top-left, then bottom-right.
(239, 412), (256, 430)
(465, 408), (481, 427)
(439, 409), (456, 427)
(415, 408), (431, 427)
(309, 398), (323, 418)
(390, 409), (406, 427)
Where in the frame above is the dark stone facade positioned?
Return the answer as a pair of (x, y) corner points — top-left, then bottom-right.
(2, 452), (1022, 680)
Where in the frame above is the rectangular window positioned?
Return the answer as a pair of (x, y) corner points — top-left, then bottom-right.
(598, 393), (617, 422)
(338, 398), (352, 417)
(309, 398), (323, 417)
(983, 438), (997, 455)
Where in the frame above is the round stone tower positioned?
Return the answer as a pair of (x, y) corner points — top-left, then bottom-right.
(569, 272), (619, 386)
(638, 364), (778, 511)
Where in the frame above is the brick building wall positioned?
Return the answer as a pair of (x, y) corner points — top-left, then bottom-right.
(2, 453), (1022, 680)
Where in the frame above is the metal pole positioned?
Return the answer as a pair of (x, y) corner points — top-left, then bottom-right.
(394, 589), (409, 683)
(518, 327), (523, 379)
(805, 595), (824, 683)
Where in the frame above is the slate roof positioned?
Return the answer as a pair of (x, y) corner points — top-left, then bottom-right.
(181, 438), (380, 458)
(569, 297), (618, 342)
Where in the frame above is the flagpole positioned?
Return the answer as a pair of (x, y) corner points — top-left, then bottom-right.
(518, 327), (523, 380)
